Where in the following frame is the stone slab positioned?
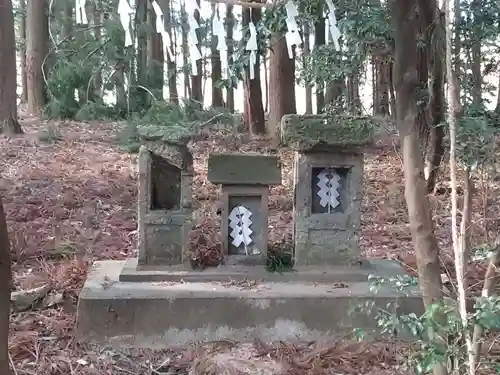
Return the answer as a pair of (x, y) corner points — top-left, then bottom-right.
(207, 153), (281, 185)
(119, 257), (406, 283)
(76, 260), (424, 349)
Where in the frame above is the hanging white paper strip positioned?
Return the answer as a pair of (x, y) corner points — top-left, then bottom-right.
(284, 1), (301, 59)
(245, 14), (258, 80)
(118, 0), (134, 47)
(75, 0), (88, 24)
(317, 168), (341, 210)
(228, 205), (253, 254)
(212, 4), (227, 78)
(184, 0), (202, 76)
(325, 0), (341, 51)
(151, 0), (174, 61)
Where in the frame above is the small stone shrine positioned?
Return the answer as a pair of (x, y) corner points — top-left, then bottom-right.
(281, 114), (374, 266)
(207, 153), (281, 263)
(137, 141), (193, 266)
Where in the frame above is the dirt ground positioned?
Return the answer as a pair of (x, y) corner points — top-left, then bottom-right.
(1, 112), (498, 374)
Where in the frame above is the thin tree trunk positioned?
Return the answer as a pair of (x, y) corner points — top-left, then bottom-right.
(91, 1), (103, 100)
(147, 0), (164, 100)
(242, 5), (265, 134)
(0, 195), (12, 375)
(180, 4), (191, 99)
(211, 4), (224, 108)
(263, 52), (268, 113)
(1, 0), (23, 134)
(225, 5), (234, 112)
(20, 0), (28, 103)
(191, 0), (203, 105)
(303, 22), (312, 114)
(26, 0), (49, 116)
(163, 0), (178, 104)
(496, 73), (500, 113)
(392, 2), (447, 374)
(268, 31), (296, 139)
(314, 5), (325, 113)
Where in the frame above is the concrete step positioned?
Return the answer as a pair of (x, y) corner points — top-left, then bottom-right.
(76, 260), (423, 349)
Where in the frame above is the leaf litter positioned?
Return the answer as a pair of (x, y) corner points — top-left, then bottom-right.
(1, 112), (499, 374)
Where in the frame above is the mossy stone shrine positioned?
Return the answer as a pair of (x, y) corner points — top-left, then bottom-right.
(208, 153), (281, 263)
(281, 114), (375, 266)
(136, 140), (193, 266)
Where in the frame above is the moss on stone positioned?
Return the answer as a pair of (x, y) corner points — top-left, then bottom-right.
(280, 114), (376, 152)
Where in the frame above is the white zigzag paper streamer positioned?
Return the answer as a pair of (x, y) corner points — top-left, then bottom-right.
(228, 205), (253, 254)
(75, 0), (88, 25)
(245, 12), (258, 80)
(212, 4), (228, 78)
(185, 0), (202, 76)
(284, 1), (302, 59)
(118, 0), (134, 47)
(325, 0), (341, 51)
(317, 168), (341, 210)
(151, 0), (174, 61)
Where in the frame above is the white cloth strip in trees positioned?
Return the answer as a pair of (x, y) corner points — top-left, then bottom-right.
(151, 0), (174, 61)
(185, 0), (202, 76)
(245, 11), (258, 80)
(284, 1), (301, 59)
(325, 0), (340, 51)
(212, 4), (227, 78)
(75, 0), (88, 25)
(118, 0), (134, 47)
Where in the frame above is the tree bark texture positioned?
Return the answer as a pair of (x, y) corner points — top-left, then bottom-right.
(147, 0), (164, 100)
(190, 0), (203, 105)
(313, 7), (325, 113)
(268, 32), (296, 140)
(0, 195), (13, 375)
(162, 0), (178, 103)
(242, 5), (265, 134)
(303, 22), (313, 114)
(225, 5), (235, 112)
(210, 5), (224, 107)
(392, 0), (445, 340)
(0, 0), (23, 134)
(180, 4), (191, 99)
(20, 0), (28, 103)
(26, 0), (49, 116)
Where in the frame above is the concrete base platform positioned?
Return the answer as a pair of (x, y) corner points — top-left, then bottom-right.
(76, 260), (424, 349)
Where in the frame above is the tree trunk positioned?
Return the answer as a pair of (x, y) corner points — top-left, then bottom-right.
(373, 54), (390, 116)
(0, 0), (23, 134)
(0, 195), (13, 375)
(190, 0), (203, 106)
(453, 0), (461, 100)
(225, 5), (235, 112)
(147, 0), (164, 100)
(324, 78), (344, 107)
(163, 0), (178, 103)
(242, 5), (265, 134)
(211, 4), (224, 108)
(391, 2), (446, 373)
(425, 4), (445, 193)
(20, 0), (28, 103)
(471, 0), (481, 106)
(268, 32), (296, 139)
(263, 52), (268, 113)
(303, 21), (313, 114)
(313, 6), (325, 113)
(347, 71), (361, 114)
(26, 0), (49, 116)
(496, 73), (500, 113)
(180, 4), (191, 99)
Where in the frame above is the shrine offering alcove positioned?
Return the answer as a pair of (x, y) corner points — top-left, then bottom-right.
(137, 143), (193, 266)
(281, 114), (374, 267)
(208, 153), (281, 263)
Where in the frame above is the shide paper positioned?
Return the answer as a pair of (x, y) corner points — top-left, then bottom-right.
(75, 0), (88, 25)
(118, 0), (135, 47)
(325, 0), (341, 51)
(284, 1), (302, 59)
(151, 0), (174, 61)
(212, 4), (228, 78)
(245, 10), (258, 80)
(185, 0), (202, 75)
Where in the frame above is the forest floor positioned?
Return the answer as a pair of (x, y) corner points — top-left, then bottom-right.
(1, 110), (499, 375)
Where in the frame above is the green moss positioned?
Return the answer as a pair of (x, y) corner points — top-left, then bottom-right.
(281, 114), (376, 151)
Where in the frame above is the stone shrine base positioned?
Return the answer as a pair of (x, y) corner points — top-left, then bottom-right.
(76, 259), (424, 349)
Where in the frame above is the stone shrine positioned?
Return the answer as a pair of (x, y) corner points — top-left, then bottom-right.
(207, 153), (281, 263)
(76, 117), (423, 349)
(281, 114), (371, 266)
(136, 142), (193, 266)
